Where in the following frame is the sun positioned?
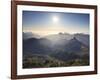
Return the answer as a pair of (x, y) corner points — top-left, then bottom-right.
(52, 16), (59, 23)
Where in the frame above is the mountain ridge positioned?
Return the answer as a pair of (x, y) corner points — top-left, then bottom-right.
(23, 32), (89, 68)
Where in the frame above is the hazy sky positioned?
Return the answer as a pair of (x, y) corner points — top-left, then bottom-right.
(22, 11), (89, 36)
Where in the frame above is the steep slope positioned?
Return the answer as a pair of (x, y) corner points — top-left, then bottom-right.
(23, 38), (52, 55)
(49, 37), (89, 61)
(74, 33), (89, 46)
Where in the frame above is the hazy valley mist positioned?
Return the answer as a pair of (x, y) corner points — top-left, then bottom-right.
(23, 32), (89, 68)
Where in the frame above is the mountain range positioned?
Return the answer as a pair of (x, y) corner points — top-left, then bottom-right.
(23, 32), (89, 68)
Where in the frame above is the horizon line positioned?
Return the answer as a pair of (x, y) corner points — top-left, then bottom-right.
(23, 31), (89, 36)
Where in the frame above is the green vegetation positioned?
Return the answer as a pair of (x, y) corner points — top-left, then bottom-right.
(23, 53), (89, 68)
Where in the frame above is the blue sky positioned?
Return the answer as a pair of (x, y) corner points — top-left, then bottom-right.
(22, 11), (89, 36)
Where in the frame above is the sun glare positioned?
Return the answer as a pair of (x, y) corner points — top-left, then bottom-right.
(52, 16), (59, 23)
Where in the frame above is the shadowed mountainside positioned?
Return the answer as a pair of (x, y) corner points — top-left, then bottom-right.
(23, 32), (89, 68)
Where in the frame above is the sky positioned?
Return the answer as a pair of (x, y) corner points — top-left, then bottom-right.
(22, 11), (90, 36)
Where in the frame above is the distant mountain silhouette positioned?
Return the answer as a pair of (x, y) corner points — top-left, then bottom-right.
(44, 33), (89, 46)
(23, 32), (41, 40)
